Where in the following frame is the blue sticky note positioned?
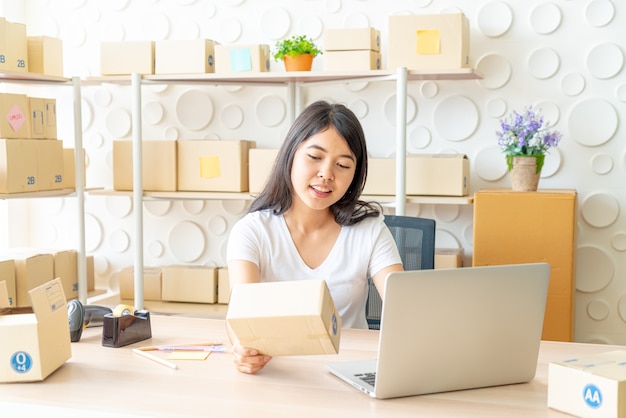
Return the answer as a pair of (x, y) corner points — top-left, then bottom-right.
(229, 48), (252, 72)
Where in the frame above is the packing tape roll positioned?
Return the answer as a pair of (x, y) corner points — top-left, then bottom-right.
(112, 304), (134, 317)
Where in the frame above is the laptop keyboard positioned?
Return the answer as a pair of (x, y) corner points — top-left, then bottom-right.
(355, 372), (376, 386)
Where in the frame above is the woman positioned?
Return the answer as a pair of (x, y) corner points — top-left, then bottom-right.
(226, 100), (403, 373)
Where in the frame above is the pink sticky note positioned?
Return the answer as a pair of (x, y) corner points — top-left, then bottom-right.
(6, 104), (26, 133)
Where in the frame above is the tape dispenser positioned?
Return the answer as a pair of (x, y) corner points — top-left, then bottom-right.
(102, 304), (152, 348)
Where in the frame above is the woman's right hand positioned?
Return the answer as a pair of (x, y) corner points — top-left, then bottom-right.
(231, 342), (272, 374)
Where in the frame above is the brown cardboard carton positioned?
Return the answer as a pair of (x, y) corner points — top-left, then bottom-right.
(214, 44), (270, 73)
(0, 259), (16, 307)
(0, 278), (71, 382)
(36, 139), (64, 191)
(0, 93), (32, 139)
(0, 18), (7, 71)
(388, 13), (470, 70)
(406, 154), (469, 196)
(323, 27), (381, 51)
(51, 249), (78, 301)
(161, 265), (217, 303)
(5, 21), (28, 72)
(0, 139), (38, 193)
(27, 36), (64, 77)
(363, 158), (395, 195)
(435, 248), (464, 269)
(248, 148), (278, 194)
(323, 50), (382, 71)
(11, 251), (54, 307)
(226, 280), (341, 356)
(119, 267), (162, 301)
(100, 41), (155, 75)
(177, 139), (255, 192)
(155, 39), (217, 74)
(217, 268), (230, 304)
(113, 140), (177, 191)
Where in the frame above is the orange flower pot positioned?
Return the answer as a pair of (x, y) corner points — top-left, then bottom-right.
(283, 54), (314, 71)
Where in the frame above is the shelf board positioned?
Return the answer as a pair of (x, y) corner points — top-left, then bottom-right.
(0, 70), (71, 84)
(365, 194), (474, 205)
(0, 188), (76, 200)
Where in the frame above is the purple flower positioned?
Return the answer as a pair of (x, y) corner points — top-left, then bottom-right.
(496, 106), (562, 157)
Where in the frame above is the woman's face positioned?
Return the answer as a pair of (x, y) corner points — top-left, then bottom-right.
(290, 127), (357, 212)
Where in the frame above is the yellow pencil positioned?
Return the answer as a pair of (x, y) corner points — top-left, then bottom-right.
(132, 348), (178, 370)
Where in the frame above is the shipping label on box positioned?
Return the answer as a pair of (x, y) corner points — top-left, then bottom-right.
(155, 39), (217, 74)
(388, 13), (470, 70)
(214, 44), (270, 73)
(323, 50), (382, 71)
(118, 267), (162, 301)
(161, 265), (217, 304)
(0, 278), (71, 382)
(0, 259), (16, 307)
(29, 97), (46, 138)
(548, 350), (626, 417)
(226, 280), (341, 356)
(5, 21), (28, 72)
(113, 140), (177, 191)
(44, 98), (57, 139)
(100, 41), (155, 75)
(27, 36), (64, 77)
(0, 139), (38, 194)
(0, 93), (33, 139)
(323, 27), (381, 51)
(177, 139), (255, 192)
(406, 154), (469, 196)
(248, 148), (278, 194)
(36, 139), (64, 191)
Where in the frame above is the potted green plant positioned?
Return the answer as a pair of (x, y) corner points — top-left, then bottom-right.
(273, 35), (322, 71)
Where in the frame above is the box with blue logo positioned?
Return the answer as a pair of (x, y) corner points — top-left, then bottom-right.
(226, 280), (341, 356)
(548, 350), (626, 417)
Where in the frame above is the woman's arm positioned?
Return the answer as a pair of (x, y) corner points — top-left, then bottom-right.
(371, 263), (403, 300)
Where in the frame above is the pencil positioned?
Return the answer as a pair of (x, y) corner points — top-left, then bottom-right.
(132, 348), (178, 370)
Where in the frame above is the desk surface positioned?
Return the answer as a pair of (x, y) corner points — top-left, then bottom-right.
(0, 315), (614, 417)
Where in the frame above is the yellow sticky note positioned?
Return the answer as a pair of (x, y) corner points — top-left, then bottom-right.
(416, 30), (441, 55)
(200, 155), (220, 178)
(166, 351), (211, 360)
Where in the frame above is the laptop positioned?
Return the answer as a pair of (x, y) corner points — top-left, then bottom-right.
(325, 262), (550, 399)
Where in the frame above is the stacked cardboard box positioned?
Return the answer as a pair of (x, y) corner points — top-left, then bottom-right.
(323, 27), (382, 71)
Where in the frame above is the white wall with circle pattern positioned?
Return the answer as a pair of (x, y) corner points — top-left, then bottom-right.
(5, 0), (626, 345)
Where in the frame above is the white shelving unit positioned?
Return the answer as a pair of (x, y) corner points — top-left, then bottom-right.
(0, 70), (87, 303)
(86, 67), (480, 309)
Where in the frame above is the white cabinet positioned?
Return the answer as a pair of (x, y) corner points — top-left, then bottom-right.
(0, 70), (87, 302)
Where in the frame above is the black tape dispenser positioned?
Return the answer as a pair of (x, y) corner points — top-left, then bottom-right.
(67, 300), (112, 342)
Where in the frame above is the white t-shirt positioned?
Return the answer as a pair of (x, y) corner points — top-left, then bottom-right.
(226, 209), (402, 329)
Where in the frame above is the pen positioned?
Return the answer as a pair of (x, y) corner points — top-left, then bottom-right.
(149, 345), (225, 352)
(132, 348), (178, 370)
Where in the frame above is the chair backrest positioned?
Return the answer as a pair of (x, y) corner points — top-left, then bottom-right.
(366, 214), (436, 330)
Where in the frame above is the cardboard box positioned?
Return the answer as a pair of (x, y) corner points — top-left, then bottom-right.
(119, 267), (162, 301)
(0, 139), (38, 194)
(113, 140), (177, 192)
(406, 154), (469, 196)
(0, 93), (32, 139)
(86, 255), (95, 291)
(388, 13), (470, 70)
(177, 139), (255, 192)
(363, 158), (395, 195)
(5, 21), (28, 72)
(323, 27), (381, 52)
(11, 251), (54, 307)
(217, 268), (230, 304)
(548, 350), (626, 417)
(0, 278), (71, 382)
(435, 248), (464, 269)
(29, 97), (46, 139)
(214, 44), (270, 73)
(36, 139), (64, 191)
(161, 265), (217, 303)
(44, 98), (57, 139)
(62, 148), (86, 190)
(473, 189), (577, 342)
(0, 259), (16, 307)
(226, 280), (341, 356)
(323, 50), (382, 71)
(100, 41), (155, 75)
(155, 39), (216, 74)
(0, 18), (7, 71)
(27, 36), (64, 77)
(50, 249), (78, 301)
(248, 148), (278, 194)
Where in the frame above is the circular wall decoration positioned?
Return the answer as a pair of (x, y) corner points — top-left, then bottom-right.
(94, 88), (112, 107)
(476, 1), (513, 37)
(486, 97), (507, 118)
(349, 99), (368, 119)
(529, 2), (562, 35)
(102, 23), (125, 42)
(164, 126), (180, 140)
(142, 12), (171, 40)
(540, 148), (561, 178)
(105, 196), (132, 218)
(611, 233), (626, 252)
(144, 200), (172, 216)
(344, 12), (370, 28)
(560, 72), (586, 96)
(182, 200), (205, 215)
(568, 99), (617, 147)
(474, 146), (507, 181)
(221, 104), (244, 129)
(261, 7), (291, 39)
(433, 96), (478, 142)
(581, 192), (620, 228)
(325, 0), (342, 14)
(168, 221), (206, 262)
(587, 299), (610, 321)
(175, 90), (214, 131)
(584, 0), (615, 27)
(256, 95), (286, 127)
(577, 246), (614, 293)
(616, 83), (626, 102)
(434, 229), (460, 249)
(590, 153), (614, 175)
(420, 81), (438, 99)
(221, 200), (249, 215)
(109, 229), (131, 253)
(383, 94), (417, 126)
(81, 98), (93, 129)
(433, 205), (460, 223)
(408, 126), (431, 149)
(105, 108), (132, 138)
(143, 101), (164, 125)
(587, 42), (624, 80)
(219, 18), (242, 43)
(528, 47), (560, 79)
(147, 240), (165, 258)
(299, 16), (324, 39)
(475, 53), (512, 90)
(208, 215), (228, 236)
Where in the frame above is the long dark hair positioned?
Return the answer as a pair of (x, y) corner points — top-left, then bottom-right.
(249, 100), (380, 225)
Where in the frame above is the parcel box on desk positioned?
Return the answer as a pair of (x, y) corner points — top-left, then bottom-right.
(323, 50), (382, 71)
(0, 278), (71, 383)
(248, 148), (279, 194)
(113, 140), (177, 192)
(161, 265), (217, 304)
(323, 27), (381, 51)
(0, 93), (32, 139)
(214, 44), (270, 73)
(119, 267), (162, 301)
(0, 139), (38, 194)
(177, 139), (255, 192)
(406, 154), (469, 196)
(226, 280), (341, 356)
(435, 248), (464, 269)
(548, 350), (626, 417)
(100, 41), (155, 75)
(27, 36), (64, 77)
(155, 39), (216, 74)
(388, 13), (470, 70)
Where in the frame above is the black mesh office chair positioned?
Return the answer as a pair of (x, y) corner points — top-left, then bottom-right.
(365, 214), (436, 330)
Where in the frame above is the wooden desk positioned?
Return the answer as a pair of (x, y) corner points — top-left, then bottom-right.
(0, 315), (613, 417)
